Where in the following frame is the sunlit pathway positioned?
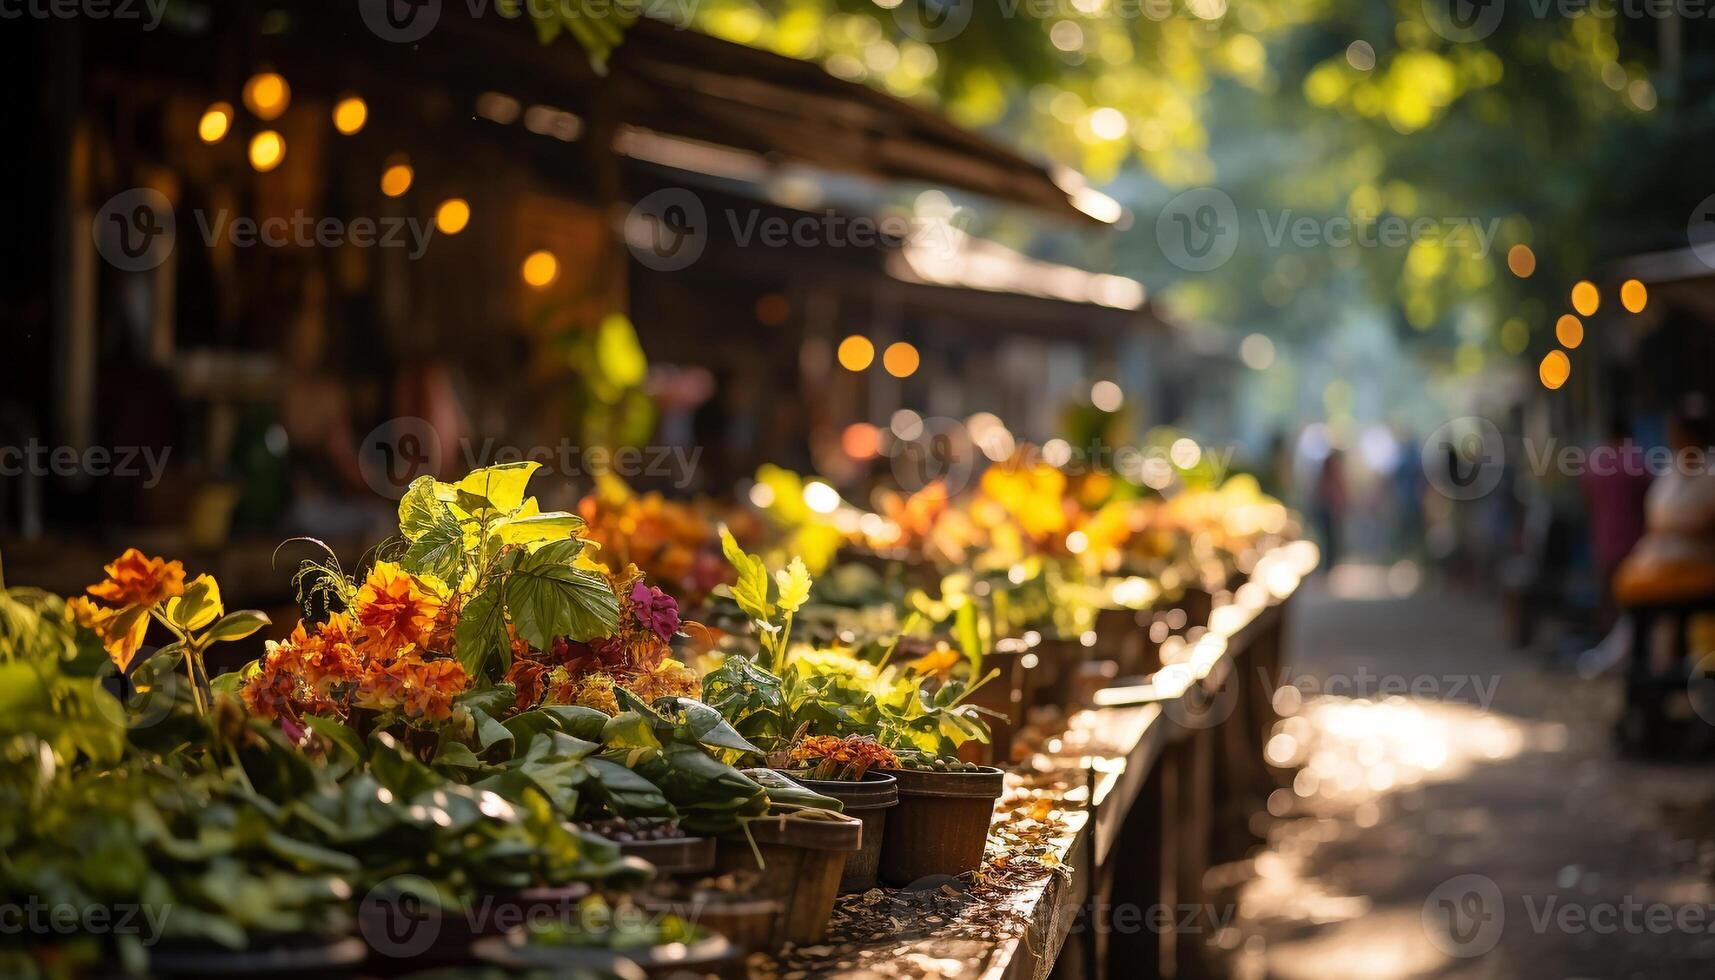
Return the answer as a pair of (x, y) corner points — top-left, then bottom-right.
(1221, 568), (1715, 980)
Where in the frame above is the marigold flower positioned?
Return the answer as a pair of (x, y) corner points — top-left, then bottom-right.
(85, 548), (186, 607)
(353, 561), (445, 652)
(358, 649), (469, 722)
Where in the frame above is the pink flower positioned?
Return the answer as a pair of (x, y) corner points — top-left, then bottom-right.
(631, 581), (681, 643)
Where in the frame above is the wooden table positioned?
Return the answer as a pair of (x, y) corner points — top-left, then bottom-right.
(753, 551), (1305, 979)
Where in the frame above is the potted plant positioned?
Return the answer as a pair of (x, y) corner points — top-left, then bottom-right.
(780, 734), (900, 892)
(877, 752), (1006, 886)
(472, 895), (738, 976)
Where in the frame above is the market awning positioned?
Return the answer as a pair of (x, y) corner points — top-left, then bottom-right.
(322, 10), (1111, 225)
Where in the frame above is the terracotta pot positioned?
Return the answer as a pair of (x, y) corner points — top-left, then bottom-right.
(617, 835), (717, 878)
(960, 647), (1025, 766)
(473, 928), (740, 977)
(878, 767), (1005, 886)
(774, 770), (898, 892)
(146, 935), (366, 978)
(713, 811), (863, 946)
(636, 892), (782, 955)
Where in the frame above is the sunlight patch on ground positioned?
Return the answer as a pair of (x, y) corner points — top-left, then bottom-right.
(1230, 694), (1544, 980)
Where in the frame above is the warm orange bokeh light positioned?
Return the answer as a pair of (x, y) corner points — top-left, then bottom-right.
(883, 342), (920, 378)
(1571, 280), (1600, 316)
(332, 96), (368, 135)
(1620, 279), (1648, 313)
(1555, 314), (1584, 349)
(380, 162), (413, 197)
(1539, 350), (1571, 390)
(837, 335), (875, 372)
(435, 198), (471, 235)
(243, 72), (290, 121)
(1506, 244), (1536, 278)
(521, 250), (559, 288)
(198, 103), (232, 144)
(248, 130), (286, 172)
(841, 422), (881, 460)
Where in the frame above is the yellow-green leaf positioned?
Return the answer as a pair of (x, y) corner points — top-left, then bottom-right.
(773, 557), (811, 613)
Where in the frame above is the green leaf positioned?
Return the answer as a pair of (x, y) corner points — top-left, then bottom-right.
(404, 516), (466, 582)
(504, 540), (619, 649)
(595, 313), (648, 388)
(398, 475), (448, 540)
(954, 601), (984, 677)
(662, 697), (764, 757)
(433, 740), (484, 770)
(303, 716), (364, 764)
(455, 582), (511, 677)
(718, 525), (772, 624)
(205, 610), (270, 644)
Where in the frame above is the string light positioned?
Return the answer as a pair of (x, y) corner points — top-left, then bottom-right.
(1571, 280), (1600, 317)
(435, 198), (471, 235)
(242, 72), (290, 121)
(198, 103), (232, 144)
(1506, 244), (1536, 278)
(332, 95), (368, 135)
(1555, 314), (1583, 349)
(248, 130), (286, 172)
(837, 336), (875, 372)
(1539, 350), (1570, 390)
(1620, 279), (1648, 313)
(380, 161), (413, 197)
(882, 341), (920, 378)
(521, 250), (559, 288)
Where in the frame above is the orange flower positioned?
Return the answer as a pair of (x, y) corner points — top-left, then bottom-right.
(86, 548), (186, 606)
(358, 649), (468, 721)
(71, 549), (187, 672)
(353, 562), (445, 653)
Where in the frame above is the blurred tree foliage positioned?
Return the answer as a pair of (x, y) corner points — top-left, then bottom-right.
(661, 1), (1708, 387)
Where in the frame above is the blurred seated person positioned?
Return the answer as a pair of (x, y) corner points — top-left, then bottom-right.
(1614, 407), (1715, 607)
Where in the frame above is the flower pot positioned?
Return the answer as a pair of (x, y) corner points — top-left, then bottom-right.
(774, 770), (898, 893)
(146, 934), (367, 978)
(960, 646), (1025, 767)
(878, 766), (1005, 886)
(713, 810), (863, 947)
(637, 890), (782, 955)
(472, 928), (739, 977)
(617, 835), (717, 878)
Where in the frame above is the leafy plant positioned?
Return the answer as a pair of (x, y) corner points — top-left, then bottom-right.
(717, 525), (809, 673)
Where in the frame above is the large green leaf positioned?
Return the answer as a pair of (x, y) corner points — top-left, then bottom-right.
(455, 582), (511, 677)
(504, 540), (619, 649)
